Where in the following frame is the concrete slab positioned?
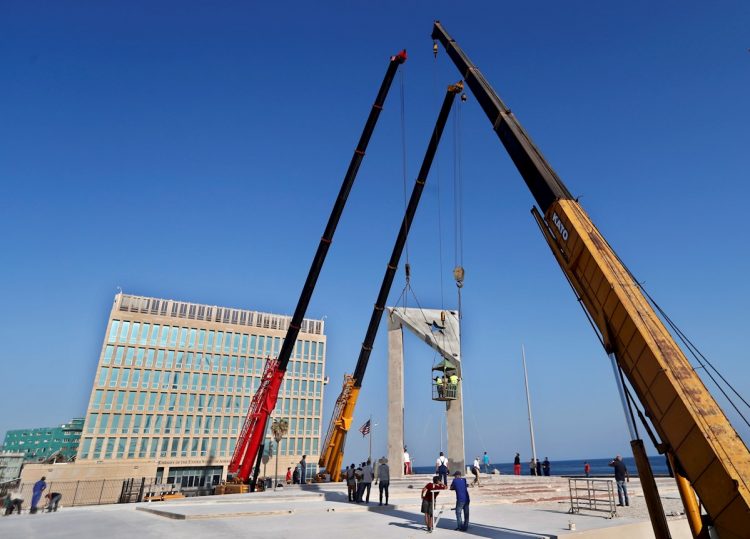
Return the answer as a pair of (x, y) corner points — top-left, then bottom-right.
(0, 475), (692, 539)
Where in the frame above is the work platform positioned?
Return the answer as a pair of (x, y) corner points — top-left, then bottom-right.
(0, 475), (691, 538)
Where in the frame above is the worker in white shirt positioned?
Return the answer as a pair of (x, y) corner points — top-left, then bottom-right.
(436, 451), (449, 484)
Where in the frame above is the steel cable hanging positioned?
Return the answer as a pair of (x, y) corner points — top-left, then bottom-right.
(432, 45), (445, 310)
(453, 97), (465, 271)
(400, 69), (410, 299)
(641, 287), (750, 428)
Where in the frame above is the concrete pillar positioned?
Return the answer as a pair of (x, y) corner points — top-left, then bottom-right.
(387, 317), (405, 479)
(446, 382), (466, 475)
(386, 306), (465, 478)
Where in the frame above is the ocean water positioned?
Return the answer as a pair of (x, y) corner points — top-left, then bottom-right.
(413, 455), (670, 477)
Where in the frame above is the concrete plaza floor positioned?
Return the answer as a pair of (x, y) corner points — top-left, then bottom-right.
(0, 475), (691, 539)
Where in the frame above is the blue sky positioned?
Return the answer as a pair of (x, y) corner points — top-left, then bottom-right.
(2, 1), (749, 467)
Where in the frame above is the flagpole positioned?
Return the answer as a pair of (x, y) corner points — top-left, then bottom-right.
(368, 414), (373, 462)
(522, 345), (538, 474)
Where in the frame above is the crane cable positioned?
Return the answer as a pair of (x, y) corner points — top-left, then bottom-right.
(433, 41), (446, 310)
(595, 220), (750, 429)
(399, 68), (410, 302)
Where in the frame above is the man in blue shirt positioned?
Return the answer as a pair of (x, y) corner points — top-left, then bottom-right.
(482, 452), (490, 473)
(608, 456), (630, 506)
(30, 476), (47, 514)
(450, 470), (470, 531)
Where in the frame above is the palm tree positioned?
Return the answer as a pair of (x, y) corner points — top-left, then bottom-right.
(271, 418), (289, 491)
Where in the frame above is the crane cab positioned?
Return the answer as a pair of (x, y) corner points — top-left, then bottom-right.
(432, 359), (459, 401)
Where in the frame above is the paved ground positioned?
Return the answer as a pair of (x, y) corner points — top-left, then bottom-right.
(0, 475), (692, 539)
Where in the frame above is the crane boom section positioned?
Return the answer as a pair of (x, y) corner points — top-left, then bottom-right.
(318, 376), (358, 482)
(230, 50), (407, 482)
(536, 200), (750, 536)
(275, 49), (407, 374)
(432, 21), (750, 537)
(431, 23), (571, 213)
(352, 82), (463, 387)
(319, 82), (462, 478)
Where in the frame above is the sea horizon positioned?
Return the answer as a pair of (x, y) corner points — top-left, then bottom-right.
(411, 455), (671, 477)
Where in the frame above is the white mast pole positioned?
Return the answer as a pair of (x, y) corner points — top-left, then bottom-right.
(522, 345), (538, 473)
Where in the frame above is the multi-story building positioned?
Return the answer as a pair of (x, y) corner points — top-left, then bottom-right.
(1, 418), (84, 462)
(22, 293), (326, 489)
(0, 452), (25, 483)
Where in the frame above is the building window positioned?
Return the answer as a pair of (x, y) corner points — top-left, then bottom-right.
(129, 322), (140, 344)
(79, 438), (92, 459)
(103, 346), (114, 365)
(93, 437), (104, 459)
(87, 413), (98, 434)
(108, 321), (120, 343)
(140, 323), (150, 345)
(119, 321), (130, 343)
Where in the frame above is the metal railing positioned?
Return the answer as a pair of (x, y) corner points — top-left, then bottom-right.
(568, 477), (617, 518)
(0, 478), (21, 498)
(9, 479), (126, 510)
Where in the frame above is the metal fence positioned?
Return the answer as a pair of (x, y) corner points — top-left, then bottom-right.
(568, 477), (617, 518)
(5, 477), (212, 511)
(0, 479), (21, 498)
(10, 479), (126, 510)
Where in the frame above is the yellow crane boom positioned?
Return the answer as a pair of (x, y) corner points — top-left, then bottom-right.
(318, 82), (463, 480)
(432, 21), (750, 538)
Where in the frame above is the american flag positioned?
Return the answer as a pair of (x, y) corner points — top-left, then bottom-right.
(359, 419), (371, 437)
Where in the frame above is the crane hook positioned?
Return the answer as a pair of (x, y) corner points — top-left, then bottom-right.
(433, 41), (438, 58)
(461, 93), (467, 102)
(453, 265), (464, 288)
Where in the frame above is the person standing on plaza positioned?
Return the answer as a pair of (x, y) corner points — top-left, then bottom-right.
(471, 457), (481, 487)
(420, 475), (447, 533)
(285, 467), (293, 485)
(378, 458), (390, 506)
(450, 471), (470, 531)
(542, 457), (551, 476)
(482, 451), (491, 473)
(346, 463), (357, 502)
(536, 459), (542, 477)
(403, 446), (412, 475)
(529, 458), (536, 476)
(513, 453), (521, 475)
(361, 459), (374, 503)
(354, 462), (365, 502)
(30, 476), (47, 514)
(609, 455), (630, 506)
(584, 461), (591, 477)
(435, 451), (449, 485)
(299, 455), (307, 485)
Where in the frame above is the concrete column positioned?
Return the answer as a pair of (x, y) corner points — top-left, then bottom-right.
(446, 382), (466, 475)
(387, 318), (405, 479)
